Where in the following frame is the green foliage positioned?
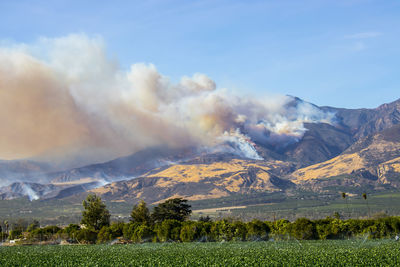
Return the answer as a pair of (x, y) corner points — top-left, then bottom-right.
(180, 222), (197, 242)
(60, 224), (80, 242)
(315, 217), (337, 240)
(333, 211), (341, 219)
(81, 194), (110, 231)
(1, 241), (400, 265)
(9, 229), (22, 240)
(63, 224), (80, 235)
(193, 221), (213, 242)
(76, 229), (98, 244)
(4, 199), (400, 245)
(122, 222), (139, 240)
(152, 198), (191, 223)
(26, 220), (40, 232)
(155, 219), (182, 242)
(132, 225), (154, 243)
(198, 215), (212, 222)
(130, 200), (151, 225)
(288, 218), (317, 240)
(270, 219), (291, 239)
(0, 232), (8, 242)
(109, 221), (124, 238)
(246, 219), (270, 241)
(210, 219), (236, 241)
(231, 221), (247, 241)
(28, 226), (61, 241)
(97, 226), (113, 243)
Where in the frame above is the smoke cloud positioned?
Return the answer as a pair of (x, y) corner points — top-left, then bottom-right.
(0, 34), (335, 166)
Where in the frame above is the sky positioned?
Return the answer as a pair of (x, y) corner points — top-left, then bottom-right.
(0, 0), (399, 108)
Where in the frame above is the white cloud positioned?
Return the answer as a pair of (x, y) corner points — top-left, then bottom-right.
(345, 31), (382, 39)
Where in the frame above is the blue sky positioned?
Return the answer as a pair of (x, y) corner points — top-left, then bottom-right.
(1, 0), (399, 108)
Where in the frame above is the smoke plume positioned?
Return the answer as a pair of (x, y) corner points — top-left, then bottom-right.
(0, 34), (335, 166)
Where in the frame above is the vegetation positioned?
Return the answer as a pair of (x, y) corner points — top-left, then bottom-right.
(81, 194), (111, 231)
(151, 198), (192, 223)
(3, 190), (400, 223)
(2, 195), (400, 245)
(1, 241), (400, 266)
(130, 200), (151, 225)
(363, 192), (371, 218)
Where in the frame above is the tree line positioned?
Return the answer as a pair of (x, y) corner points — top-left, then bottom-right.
(1, 193), (400, 244)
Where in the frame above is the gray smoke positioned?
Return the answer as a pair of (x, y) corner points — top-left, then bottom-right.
(0, 34), (335, 166)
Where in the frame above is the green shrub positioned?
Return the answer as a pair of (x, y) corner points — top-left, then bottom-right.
(97, 226), (113, 243)
(76, 229), (98, 244)
(246, 219), (270, 241)
(9, 229), (22, 240)
(180, 222), (197, 242)
(132, 225), (154, 242)
(288, 218), (317, 240)
(155, 220), (182, 242)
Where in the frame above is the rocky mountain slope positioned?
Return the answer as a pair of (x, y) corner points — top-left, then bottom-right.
(290, 124), (400, 193)
(1, 97), (400, 203)
(89, 158), (295, 203)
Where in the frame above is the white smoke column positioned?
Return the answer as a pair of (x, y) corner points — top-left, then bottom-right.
(0, 34), (336, 166)
(219, 129), (263, 160)
(21, 183), (39, 201)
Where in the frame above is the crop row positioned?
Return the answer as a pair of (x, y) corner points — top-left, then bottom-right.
(1, 240), (400, 266)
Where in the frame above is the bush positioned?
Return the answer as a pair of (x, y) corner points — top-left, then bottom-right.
(132, 225), (154, 242)
(9, 229), (22, 240)
(26, 220), (40, 232)
(28, 226), (61, 241)
(63, 224), (81, 236)
(76, 229), (98, 244)
(180, 222), (197, 242)
(97, 226), (113, 243)
(288, 218), (317, 240)
(109, 222), (125, 239)
(194, 221), (213, 242)
(123, 222), (139, 240)
(155, 220), (182, 242)
(210, 219), (235, 241)
(232, 221), (247, 241)
(246, 219), (270, 241)
(270, 219), (291, 239)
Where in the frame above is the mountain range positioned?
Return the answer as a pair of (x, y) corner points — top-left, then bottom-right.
(1, 97), (400, 205)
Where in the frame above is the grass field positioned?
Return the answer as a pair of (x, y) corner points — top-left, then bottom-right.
(1, 240), (400, 266)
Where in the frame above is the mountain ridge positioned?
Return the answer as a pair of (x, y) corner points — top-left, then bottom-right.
(1, 97), (400, 204)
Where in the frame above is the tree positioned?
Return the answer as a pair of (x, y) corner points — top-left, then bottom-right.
(4, 220), (9, 234)
(289, 218), (317, 240)
(246, 219), (270, 241)
(198, 215), (212, 222)
(3, 220), (9, 241)
(27, 220), (40, 232)
(132, 225), (154, 243)
(180, 222), (197, 242)
(130, 200), (151, 225)
(333, 212), (341, 220)
(362, 192), (371, 218)
(155, 219), (182, 242)
(81, 194), (110, 231)
(97, 226), (113, 243)
(341, 192), (350, 219)
(152, 198), (192, 223)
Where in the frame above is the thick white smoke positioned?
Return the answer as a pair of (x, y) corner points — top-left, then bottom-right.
(0, 34), (335, 166)
(21, 183), (39, 201)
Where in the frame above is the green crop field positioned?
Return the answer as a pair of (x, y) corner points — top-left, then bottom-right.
(1, 240), (400, 266)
